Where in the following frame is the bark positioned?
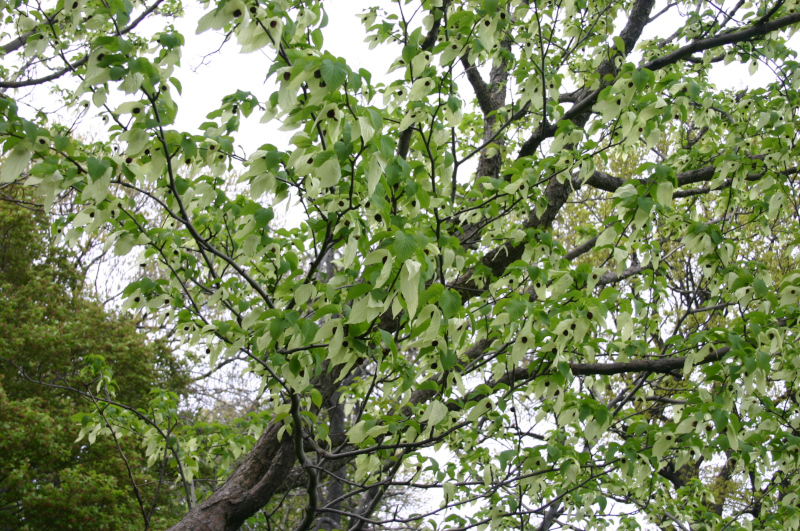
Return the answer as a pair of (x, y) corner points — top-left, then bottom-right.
(167, 421), (295, 531)
(457, 48), (511, 248)
(167, 366), (344, 531)
(314, 395), (346, 531)
(570, 346), (730, 376)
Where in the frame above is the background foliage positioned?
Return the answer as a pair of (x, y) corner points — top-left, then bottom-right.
(0, 194), (189, 529)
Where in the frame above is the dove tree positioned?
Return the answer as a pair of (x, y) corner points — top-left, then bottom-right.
(3, 0), (800, 530)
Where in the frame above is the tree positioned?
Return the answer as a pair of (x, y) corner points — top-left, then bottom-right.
(3, 0), (800, 529)
(0, 190), (191, 529)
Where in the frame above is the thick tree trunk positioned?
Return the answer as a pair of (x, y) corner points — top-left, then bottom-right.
(168, 364), (344, 531)
(167, 421), (295, 531)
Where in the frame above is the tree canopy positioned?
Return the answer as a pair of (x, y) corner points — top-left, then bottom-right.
(3, 0), (800, 530)
(0, 193), (190, 529)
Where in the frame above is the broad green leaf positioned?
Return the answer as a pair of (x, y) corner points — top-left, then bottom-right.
(439, 289), (462, 320)
(320, 59), (348, 90)
(393, 231), (419, 262)
(425, 400), (448, 427)
(1, 145), (32, 183)
(595, 226), (617, 248)
(400, 259), (421, 319)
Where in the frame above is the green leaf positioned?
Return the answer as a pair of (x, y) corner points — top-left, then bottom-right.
(754, 278), (768, 298)
(87, 157), (110, 182)
(254, 207), (274, 229)
(402, 44), (417, 65)
(320, 59), (348, 90)
(613, 36), (626, 54)
(311, 29), (323, 49)
(632, 69), (650, 91)
(0, 145), (32, 183)
(311, 388), (323, 409)
(420, 283), (445, 307)
(439, 290), (462, 320)
(757, 351), (771, 372)
(392, 231), (419, 262)
(347, 420), (368, 444)
(482, 0), (498, 14)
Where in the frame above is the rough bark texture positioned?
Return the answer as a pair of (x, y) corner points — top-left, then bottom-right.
(167, 365), (345, 531)
(168, 422), (295, 531)
(314, 395), (346, 531)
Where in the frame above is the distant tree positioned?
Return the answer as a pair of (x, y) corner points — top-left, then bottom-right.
(0, 190), (189, 530)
